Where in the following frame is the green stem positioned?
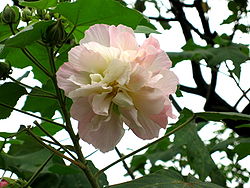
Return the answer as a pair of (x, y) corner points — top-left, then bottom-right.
(8, 76), (56, 97)
(47, 47), (100, 188)
(96, 113), (195, 177)
(21, 48), (52, 78)
(24, 153), (55, 187)
(0, 102), (65, 128)
(34, 121), (77, 160)
(26, 128), (86, 169)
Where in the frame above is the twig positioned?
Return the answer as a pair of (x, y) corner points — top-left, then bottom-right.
(115, 147), (135, 180)
(0, 102), (65, 128)
(96, 113), (195, 177)
(225, 62), (250, 103)
(34, 121), (77, 160)
(26, 128), (86, 170)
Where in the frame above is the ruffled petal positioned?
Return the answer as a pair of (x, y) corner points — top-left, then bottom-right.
(103, 59), (131, 85)
(56, 62), (80, 95)
(112, 91), (134, 108)
(131, 111), (162, 139)
(80, 24), (110, 46)
(148, 69), (179, 95)
(68, 45), (107, 73)
(92, 92), (112, 116)
(149, 104), (170, 129)
(126, 64), (152, 91)
(109, 25), (138, 51)
(78, 110), (124, 152)
(70, 97), (95, 121)
(130, 87), (165, 115)
(68, 83), (112, 99)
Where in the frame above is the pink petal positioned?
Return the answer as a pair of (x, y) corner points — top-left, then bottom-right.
(70, 97), (94, 121)
(137, 36), (172, 73)
(68, 45), (107, 73)
(109, 25), (138, 51)
(131, 111), (162, 139)
(151, 69), (179, 96)
(149, 104), (171, 128)
(80, 24), (110, 46)
(78, 110), (124, 152)
(141, 35), (160, 49)
(126, 64), (152, 91)
(56, 62), (79, 95)
(92, 92), (112, 116)
(130, 87), (165, 115)
(120, 107), (142, 129)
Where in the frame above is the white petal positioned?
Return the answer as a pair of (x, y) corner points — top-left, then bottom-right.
(92, 92), (112, 116)
(112, 91), (133, 108)
(80, 24), (110, 46)
(68, 83), (112, 99)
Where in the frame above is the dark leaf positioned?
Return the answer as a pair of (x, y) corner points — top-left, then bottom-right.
(110, 169), (223, 188)
(0, 82), (27, 119)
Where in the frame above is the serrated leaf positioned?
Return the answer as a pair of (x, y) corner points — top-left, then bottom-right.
(174, 120), (226, 185)
(0, 82), (27, 119)
(52, 0), (147, 28)
(110, 169), (223, 188)
(19, 0), (57, 9)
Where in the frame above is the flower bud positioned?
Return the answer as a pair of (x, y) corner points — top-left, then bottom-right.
(0, 61), (12, 80)
(36, 9), (45, 19)
(21, 7), (32, 22)
(42, 19), (66, 46)
(44, 13), (51, 20)
(1, 4), (17, 24)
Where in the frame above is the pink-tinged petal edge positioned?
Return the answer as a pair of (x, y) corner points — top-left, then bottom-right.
(56, 62), (79, 95)
(78, 110), (125, 152)
(80, 24), (110, 46)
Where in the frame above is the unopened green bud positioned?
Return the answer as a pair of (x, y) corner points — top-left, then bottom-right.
(42, 19), (66, 46)
(36, 9), (45, 19)
(0, 61), (12, 80)
(1, 4), (17, 24)
(21, 7), (32, 22)
(44, 13), (51, 20)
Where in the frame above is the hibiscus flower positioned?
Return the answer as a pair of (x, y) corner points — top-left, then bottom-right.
(57, 24), (178, 152)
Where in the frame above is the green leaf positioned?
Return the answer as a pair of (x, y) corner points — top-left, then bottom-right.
(5, 21), (52, 48)
(0, 132), (15, 139)
(221, 14), (237, 24)
(110, 169), (223, 188)
(0, 23), (12, 42)
(52, 0), (147, 28)
(134, 25), (160, 34)
(3, 43), (51, 83)
(32, 121), (63, 137)
(0, 82), (27, 119)
(234, 143), (250, 160)
(19, 0), (57, 9)
(48, 164), (80, 175)
(196, 111), (250, 122)
(22, 80), (59, 118)
(130, 155), (147, 175)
